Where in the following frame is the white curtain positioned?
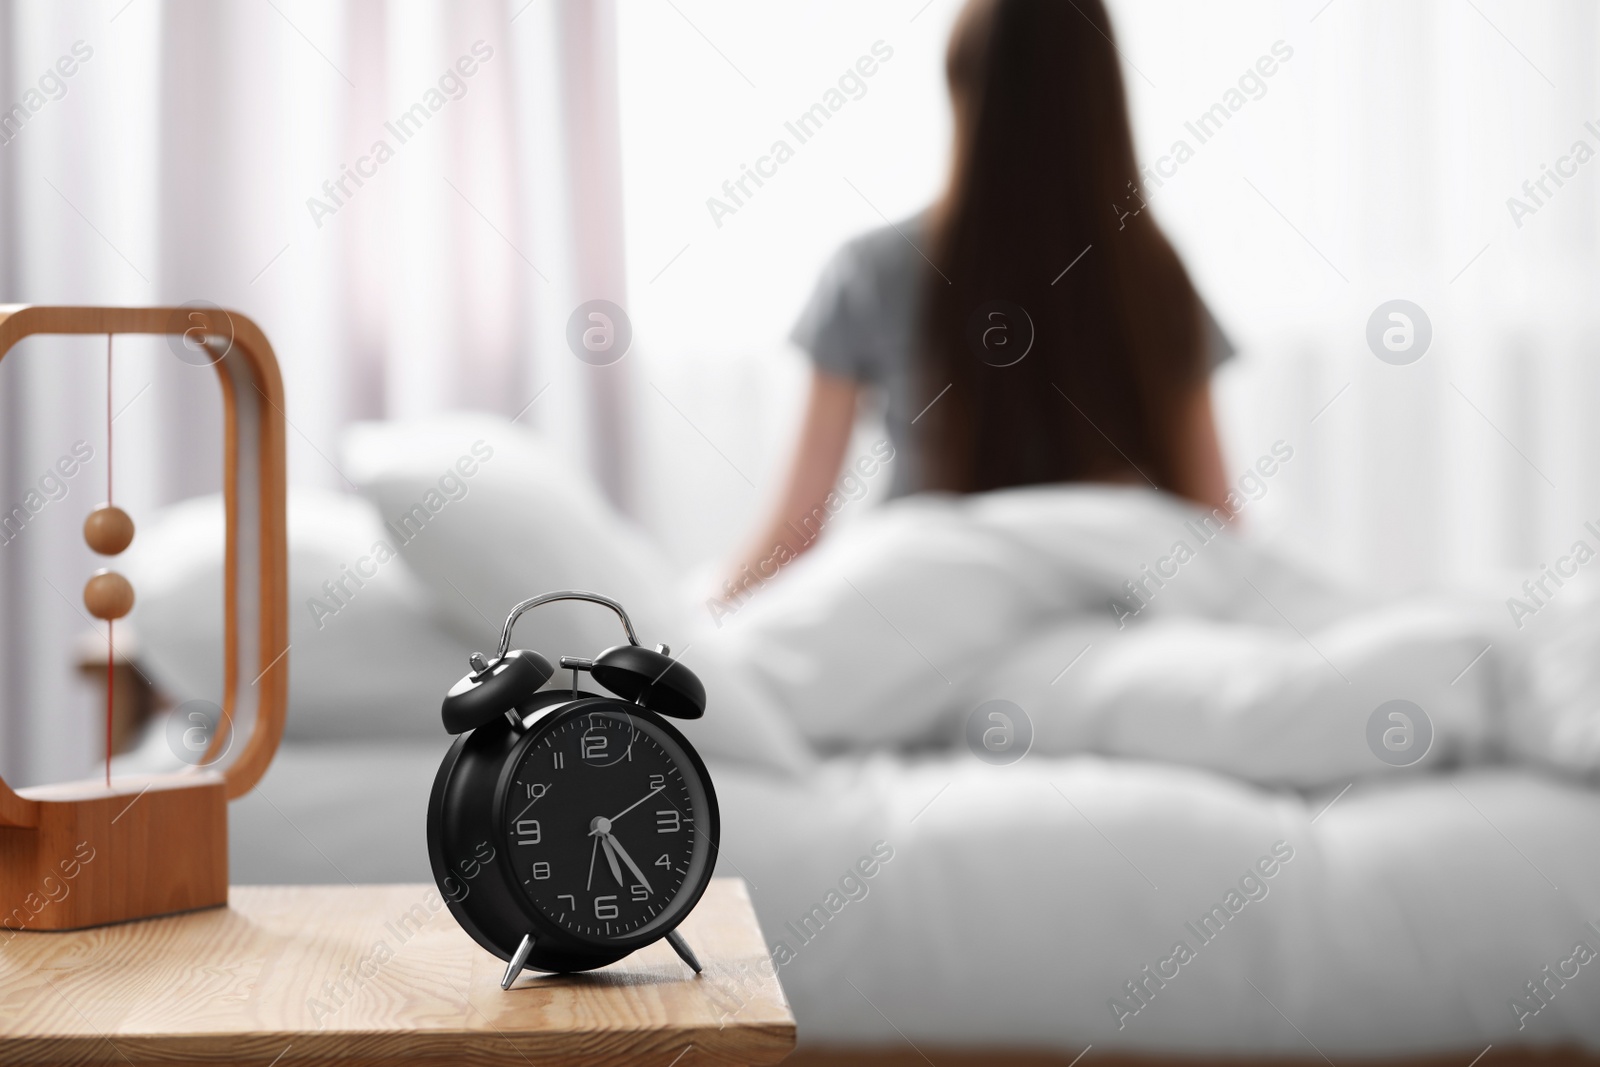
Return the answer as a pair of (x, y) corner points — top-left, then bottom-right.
(0, 0), (628, 785)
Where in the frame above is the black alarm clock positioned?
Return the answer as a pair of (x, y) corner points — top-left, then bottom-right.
(426, 590), (719, 988)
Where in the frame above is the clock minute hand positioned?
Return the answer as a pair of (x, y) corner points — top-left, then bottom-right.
(606, 785), (664, 825)
(605, 833), (653, 894)
(599, 834), (626, 888)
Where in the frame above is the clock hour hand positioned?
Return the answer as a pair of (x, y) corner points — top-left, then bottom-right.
(605, 833), (653, 894)
(599, 834), (626, 888)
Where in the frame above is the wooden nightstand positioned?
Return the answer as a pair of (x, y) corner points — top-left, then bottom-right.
(0, 878), (795, 1066)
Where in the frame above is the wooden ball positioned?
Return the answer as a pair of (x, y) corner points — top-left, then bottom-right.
(84, 569), (135, 621)
(84, 505), (135, 555)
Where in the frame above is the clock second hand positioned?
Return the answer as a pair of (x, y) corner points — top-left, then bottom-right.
(586, 833), (600, 892)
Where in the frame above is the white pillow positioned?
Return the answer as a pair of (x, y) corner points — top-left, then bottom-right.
(340, 413), (815, 776)
(122, 488), (478, 740)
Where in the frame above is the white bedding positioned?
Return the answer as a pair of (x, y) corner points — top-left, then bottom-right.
(714, 482), (1600, 784)
(231, 739), (1600, 1055)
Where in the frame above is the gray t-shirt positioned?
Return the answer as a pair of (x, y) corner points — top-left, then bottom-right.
(790, 214), (1234, 498)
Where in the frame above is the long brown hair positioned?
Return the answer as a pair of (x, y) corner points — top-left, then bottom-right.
(919, 0), (1206, 496)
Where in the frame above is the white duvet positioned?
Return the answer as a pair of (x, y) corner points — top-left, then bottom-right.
(709, 484), (1600, 787)
(711, 754), (1600, 1055)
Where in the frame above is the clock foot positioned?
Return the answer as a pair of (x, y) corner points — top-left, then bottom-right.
(666, 928), (702, 975)
(501, 933), (536, 990)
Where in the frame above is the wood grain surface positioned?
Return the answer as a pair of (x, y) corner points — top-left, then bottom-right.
(0, 878), (795, 1067)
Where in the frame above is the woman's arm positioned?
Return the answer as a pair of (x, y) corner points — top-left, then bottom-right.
(1172, 381), (1231, 515)
(720, 369), (859, 598)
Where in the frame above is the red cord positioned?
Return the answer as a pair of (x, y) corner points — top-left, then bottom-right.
(106, 334), (113, 504)
(106, 620), (114, 787)
(105, 334), (113, 787)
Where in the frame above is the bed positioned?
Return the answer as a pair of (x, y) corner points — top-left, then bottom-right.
(117, 413), (1600, 1064)
(225, 738), (1600, 1062)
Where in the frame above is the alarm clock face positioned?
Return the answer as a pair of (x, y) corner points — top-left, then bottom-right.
(498, 703), (716, 948)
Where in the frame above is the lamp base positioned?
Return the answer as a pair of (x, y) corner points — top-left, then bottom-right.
(0, 772), (228, 932)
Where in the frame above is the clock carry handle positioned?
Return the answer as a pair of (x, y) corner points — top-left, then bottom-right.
(444, 591), (647, 735)
(446, 587), (703, 734)
(493, 592), (705, 720)
(489, 590), (640, 663)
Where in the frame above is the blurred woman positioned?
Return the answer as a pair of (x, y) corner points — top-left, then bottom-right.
(725, 0), (1234, 593)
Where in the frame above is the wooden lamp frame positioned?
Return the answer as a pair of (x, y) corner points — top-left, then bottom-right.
(0, 305), (287, 931)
